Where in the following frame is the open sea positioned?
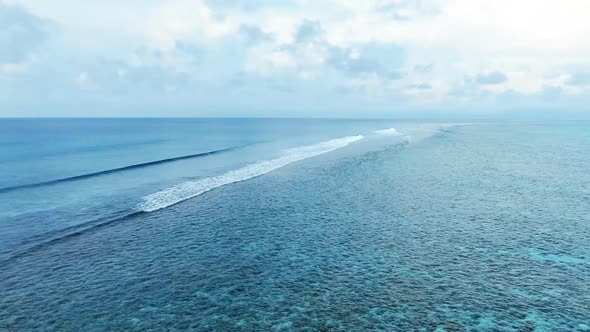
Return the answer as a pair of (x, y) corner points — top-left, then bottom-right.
(0, 118), (588, 331)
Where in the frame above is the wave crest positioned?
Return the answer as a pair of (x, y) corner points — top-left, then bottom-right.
(0, 144), (252, 193)
(375, 128), (403, 136)
(138, 135), (364, 212)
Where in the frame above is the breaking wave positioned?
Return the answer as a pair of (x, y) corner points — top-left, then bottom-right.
(375, 127), (403, 136)
(139, 135), (364, 212)
(0, 144), (253, 193)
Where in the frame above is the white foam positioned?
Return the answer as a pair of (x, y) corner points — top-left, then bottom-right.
(138, 135), (364, 212)
(375, 127), (403, 136)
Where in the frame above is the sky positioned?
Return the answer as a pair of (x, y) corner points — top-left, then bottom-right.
(1, 0), (590, 118)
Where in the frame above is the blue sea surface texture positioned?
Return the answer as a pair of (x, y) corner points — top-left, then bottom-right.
(0, 119), (588, 331)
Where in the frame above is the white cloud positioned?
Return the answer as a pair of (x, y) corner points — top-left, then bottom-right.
(143, 0), (235, 50)
(0, 2), (54, 64)
(476, 71), (508, 85)
(3, 0), (590, 115)
(74, 71), (90, 88)
(2, 62), (28, 74)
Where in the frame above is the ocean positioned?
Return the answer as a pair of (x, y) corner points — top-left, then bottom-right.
(0, 118), (588, 331)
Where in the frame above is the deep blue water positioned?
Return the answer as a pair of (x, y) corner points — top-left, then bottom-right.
(0, 119), (588, 331)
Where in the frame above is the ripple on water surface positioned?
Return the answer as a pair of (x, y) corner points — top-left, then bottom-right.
(0, 124), (589, 331)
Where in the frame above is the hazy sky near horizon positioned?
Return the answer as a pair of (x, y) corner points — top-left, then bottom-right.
(2, 0), (590, 117)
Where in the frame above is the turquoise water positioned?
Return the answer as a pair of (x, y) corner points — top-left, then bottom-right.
(0, 119), (588, 331)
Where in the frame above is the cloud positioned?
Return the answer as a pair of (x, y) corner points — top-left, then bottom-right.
(376, 0), (440, 21)
(74, 71), (90, 87)
(204, 0), (294, 12)
(66, 57), (191, 98)
(387, 70), (406, 80)
(173, 41), (203, 62)
(539, 85), (563, 98)
(346, 58), (382, 74)
(320, 26), (405, 78)
(238, 24), (273, 44)
(295, 19), (323, 43)
(565, 72), (590, 86)
(476, 70), (508, 85)
(144, 0), (235, 50)
(413, 64), (434, 74)
(408, 82), (432, 90)
(246, 19), (405, 83)
(346, 43), (404, 75)
(0, 3), (54, 64)
(4, 0), (590, 116)
(450, 76), (481, 97)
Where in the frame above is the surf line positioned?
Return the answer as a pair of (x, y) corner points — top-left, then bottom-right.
(0, 210), (146, 267)
(0, 144), (254, 193)
(139, 135), (364, 212)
